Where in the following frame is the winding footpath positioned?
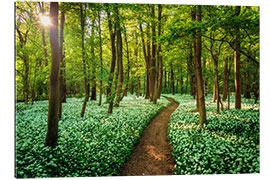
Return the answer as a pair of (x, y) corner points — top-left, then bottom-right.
(119, 98), (179, 176)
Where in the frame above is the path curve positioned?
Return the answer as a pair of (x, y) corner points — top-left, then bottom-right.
(119, 98), (179, 176)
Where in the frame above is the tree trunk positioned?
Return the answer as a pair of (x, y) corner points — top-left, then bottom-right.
(45, 2), (60, 148)
(80, 4), (89, 118)
(123, 26), (130, 97)
(192, 11), (199, 110)
(130, 79), (134, 94)
(227, 61), (232, 110)
(150, 6), (156, 101)
(90, 18), (97, 101)
(136, 76), (141, 98)
(234, 6), (241, 109)
(107, 9), (117, 114)
(114, 6), (124, 107)
(58, 11), (65, 119)
(98, 9), (103, 106)
(153, 4), (160, 104)
(139, 23), (150, 99)
(156, 4), (163, 100)
(194, 6), (206, 125)
(222, 57), (229, 101)
(203, 57), (207, 96)
(170, 63), (175, 95)
(213, 56), (220, 114)
(164, 69), (167, 89)
(180, 65), (183, 94)
(188, 45), (195, 97)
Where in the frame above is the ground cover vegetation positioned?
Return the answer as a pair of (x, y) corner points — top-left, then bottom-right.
(165, 94), (259, 174)
(15, 1), (259, 177)
(16, 95), (169, 178)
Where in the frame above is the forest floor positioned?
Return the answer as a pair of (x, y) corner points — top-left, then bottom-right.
(119, 98), (179, 176)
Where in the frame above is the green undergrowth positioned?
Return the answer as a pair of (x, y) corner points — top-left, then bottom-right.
(164, 94), (259, 175)
(15, 95), (169, 178)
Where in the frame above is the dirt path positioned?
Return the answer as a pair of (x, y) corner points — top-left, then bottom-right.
(119, 98), (179, 176)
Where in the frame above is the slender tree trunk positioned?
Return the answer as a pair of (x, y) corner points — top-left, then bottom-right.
(227, 61), (232, 110)
(234, 6), (241, 109)
(98, 9), (103, 106)
(153, 4), (161, 104)
(188, 44), (195, 97)
(150, 5), (156, 102)
(90, 17), (97, 101)
(58, 11), (65, 119)
(213, 56), (220, 114)
(45, 2), (60, 148)
(194, 6), (206, 125)
(114, 6), (124, 107)
(192, 10), (199, 110)
(107, 9), (117, 114)
(158, 55), (163, 98)
(90, 71), (97, 101)
(80, 4), (89, 118)
(203, 57), (207, 96)
(170, 63), (175, 95)
(222, 57), (229, 101)
(186, 72), (189, 93)
(179, 65), (183, 94)
(164, 69), (167, 89)
(123, 26), (130, 97)
(130, 79), (134, 94)
(156, 4), (163, 100)
(139, 23), (150, 99)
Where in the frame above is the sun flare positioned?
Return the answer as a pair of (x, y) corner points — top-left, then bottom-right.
(40, 15), (51, 26)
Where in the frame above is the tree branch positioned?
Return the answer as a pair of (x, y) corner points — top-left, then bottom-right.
(202, 34), (259, 66)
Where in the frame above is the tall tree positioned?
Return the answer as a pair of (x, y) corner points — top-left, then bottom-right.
(156, 4), (163, 100)
(234, 6), (241, 109)
(58, 10), (66, 119)
(149, 4), (156, 101)
(80, 3), (89, 117)
(114, 5), (124, 107)
(139, 22), (150, 99)
(98, 7), (103, 106)
(222, 57), (229, 101)
(107, 7), (117, 114)
(194, 5), (206, 125)
(90, 16), (97, 101)
(45, 2), (60, 148)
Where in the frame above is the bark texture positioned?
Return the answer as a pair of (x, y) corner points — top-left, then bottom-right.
(45, 2), (60, 148)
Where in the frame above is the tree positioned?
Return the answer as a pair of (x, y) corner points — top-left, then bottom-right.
(114, 5), (124, 107)
(234, 6), (241, 109)
(58, 10), (66, 119)
(107, 7), (117, 114)
(194, 5), (206, 125)
(80, 3), (90, 118)
(45, 2), (60, 148)
(98, 7), (103, 106)
(90, 14), (97, 101)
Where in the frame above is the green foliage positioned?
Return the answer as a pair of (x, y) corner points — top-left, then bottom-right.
(15, 95), (169, 178)
(164, 94), (259, 175)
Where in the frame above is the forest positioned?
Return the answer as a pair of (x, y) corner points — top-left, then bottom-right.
(15, 1), (259, 178)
